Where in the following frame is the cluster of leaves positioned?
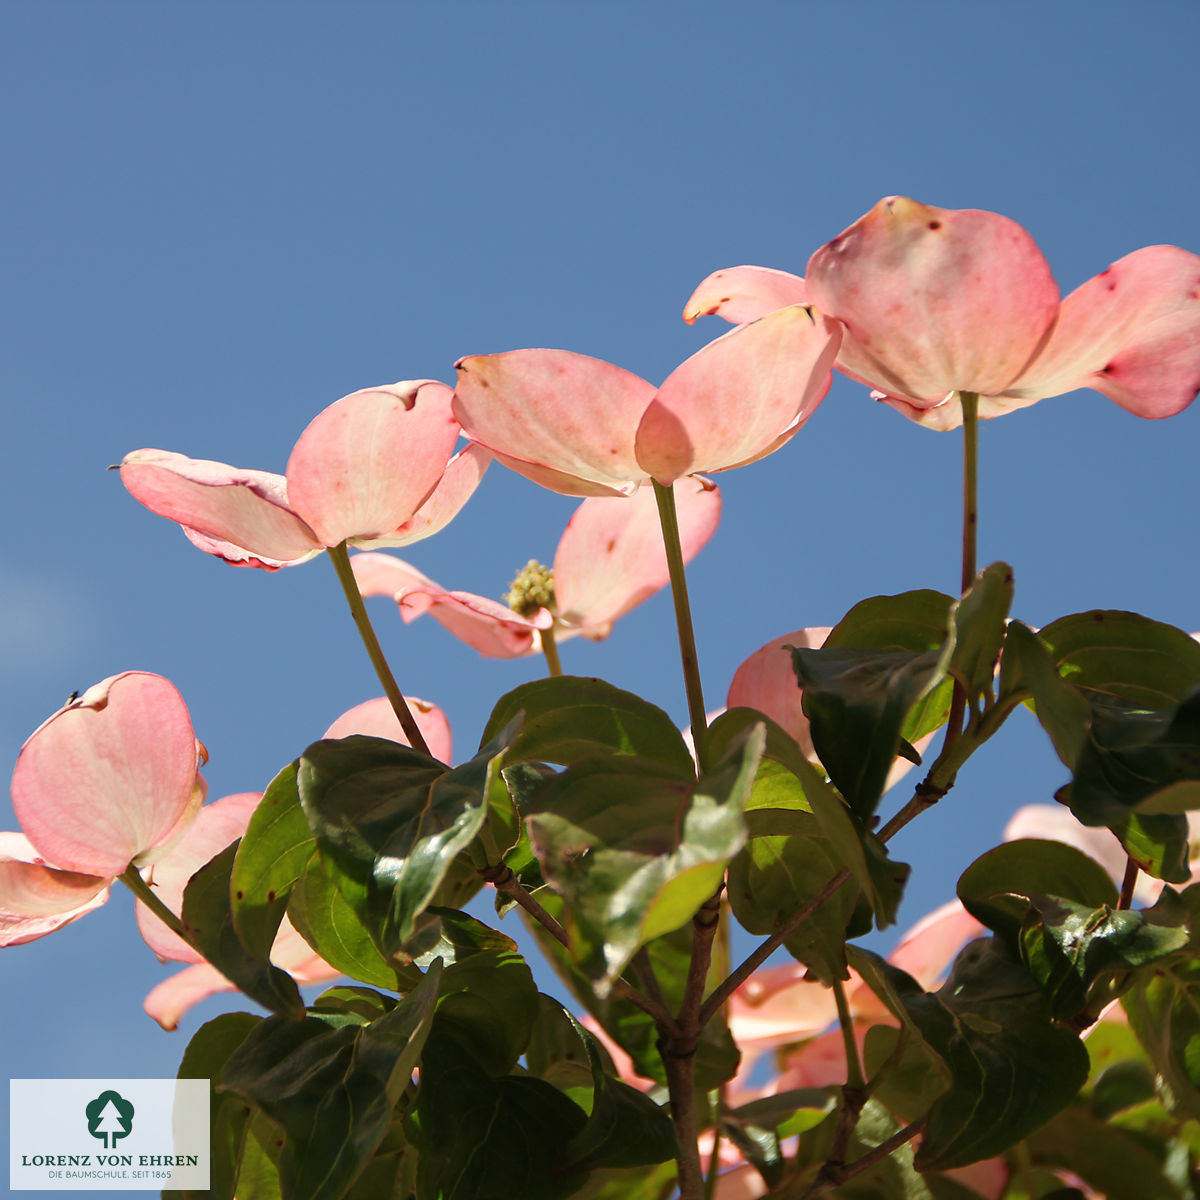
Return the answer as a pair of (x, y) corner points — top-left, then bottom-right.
(162, 561), (1200, 1199)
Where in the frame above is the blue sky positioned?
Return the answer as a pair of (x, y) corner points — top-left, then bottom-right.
(3, 2), (1199, 1183)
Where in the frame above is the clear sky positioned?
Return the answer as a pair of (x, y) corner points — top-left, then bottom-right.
(3, 3), (1199, 1186)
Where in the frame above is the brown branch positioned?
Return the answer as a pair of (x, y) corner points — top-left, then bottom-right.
(698, 870), (851, 1026)
(799, 1116), (928, 1199)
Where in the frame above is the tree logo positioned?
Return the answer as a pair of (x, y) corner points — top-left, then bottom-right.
(85, 1089), (135, 1149)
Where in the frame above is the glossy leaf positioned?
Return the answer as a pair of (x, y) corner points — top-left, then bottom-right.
(287, 850), (419, 992)
(481, 675), (695, 776)
(850, 938), (1089, 1170)
(297, 735), (494, 956)
(220, 963), (440, 1200)
(1019, 891), (1190, 1019)
(527, 726), (760, 988)
(957, 837), (1119, 945)
(231, 763), (315, 961)
(180, 841), (305, 1019)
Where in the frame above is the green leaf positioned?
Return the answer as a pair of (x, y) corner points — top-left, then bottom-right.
(1024, 1104), (1190, 1200)
(1069, 689), (1200, 826)
(1019, 892), (1191, 1020)
(947, 562), (1014, 702)
(527, 726), (759, 988)
(1039, 610), (1200, 710)
(521, 892), (740, 1091)
(414, 1029), (590, 1200)
(298, 734), (496, 955)
(435, 943), (539, 1076)
(727, 807), (857, 982)
(1109, 810), (1191, 884)
(177, 1012), (261, 1200)
(181, 841), (305, 1019)
(789, 590), (955, 819)
(231, 762), (315, 961)
(850, 939), (1089, 1170)
(220, 963), (441, 1200)
(287, 850), (420, 991)
(556, 1010), (676, 1172)
(481, 675), (695, 776)
(999, 621), (1091, 765)
(957, 837), (1119, 945)
(1122, 951), (1200, 1120)
(710, 708), (908, 927)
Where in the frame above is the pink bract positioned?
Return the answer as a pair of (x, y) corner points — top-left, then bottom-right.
(687, 197), (1200, 429)
(453, 306), (841, 495)
(324, 696), (454, 764)
(0, 832), (111, 947)
(351, 477), (721, 658)
(121, 381), (476, 567)
(11, 672), (204, 878)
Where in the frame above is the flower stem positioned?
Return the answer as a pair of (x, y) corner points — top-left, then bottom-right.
(540, 623), (564, 677)
(943, 391), (980, 755)
(960, 391), (980, 594)
(653, 480), (709, 773)
(1119, 856), (1140, 909)
(119, 866), (190, 943)
(328, 542), (433, 758)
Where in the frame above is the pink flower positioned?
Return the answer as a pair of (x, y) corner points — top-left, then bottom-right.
(2, 672), (205, 945)
(121, 382), (487, 568)
(452, 307), (841, 496)
(686, 197), (1200, 430)
(323, 695), (453, 764)
(351, 476), (722, 658)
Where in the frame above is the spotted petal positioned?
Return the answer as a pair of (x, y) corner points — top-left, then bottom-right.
(683, 265), (809, 325)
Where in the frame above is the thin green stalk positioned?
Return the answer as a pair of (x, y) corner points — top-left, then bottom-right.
(943, 391), (981, 756)
(653, 480), (710, 773)
(832, 975), (865, 1090)
(960, 391), (980, 594)
(328, 542), (432, 758)
(540, 623), (563, 677)
(119, 866), (190, 942)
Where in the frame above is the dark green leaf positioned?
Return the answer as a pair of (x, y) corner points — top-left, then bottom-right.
(957, 837), (1119, 945)
(231, 762), (314, 961)
(850, 939), (1089, 1170)
(298, 735), (492, 955)
(1019, 892), (1190, 1020)
(999, 621), (1091, 765)
(1025, 1104), (1190, 1200)
(435, 942), (539, 1075)
(527, 727), (759, 988)
(1038, 610), (1200, 711)
(481, 675), (695, 776)
(181, 841), (304, 1019)
(790, 590), (954, 818)
(415, 1030), (590, 1200)
(220, 963), (440, 1200)
(557, 1010), (676, 1172)
(177, 1012), (261, 1200)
